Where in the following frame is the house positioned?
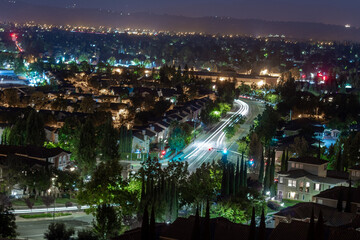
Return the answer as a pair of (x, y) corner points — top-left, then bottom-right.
(273, 202), (357, 227)
(132, 129), (156, 154)
(349, 165), (360, 181)
(277, 157), (348, 202)
(313, 186), (360, 214)
(0, 145), (71, 170)
(44, 126), (59, 143)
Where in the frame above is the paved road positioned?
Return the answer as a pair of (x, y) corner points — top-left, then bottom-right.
(184, 99), (264, 171)
(16, 212), (93, 240)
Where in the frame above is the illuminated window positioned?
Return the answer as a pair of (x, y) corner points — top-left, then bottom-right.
(315, 184), (321, 191)
(288, 180), (296, 187)
(291, 163), (295, 168)
(279, 177), (283, 183)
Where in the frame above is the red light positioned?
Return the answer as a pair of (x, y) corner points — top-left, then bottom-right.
(322, 76), (327, 81)
(302, 75), (306, 79)
(209, 147), (213, 151)
(317, 73), (323, 77)
(161, 150), (166, 155)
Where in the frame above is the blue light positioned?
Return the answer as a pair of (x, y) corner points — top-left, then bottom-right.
(223, 148), (228, 154)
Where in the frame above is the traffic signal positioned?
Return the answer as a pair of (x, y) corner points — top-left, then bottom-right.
(222, 148), (228, 154)
(161, 150), (166, 156)
(209, 147), (213, 151)
(249, 159), (254, 166)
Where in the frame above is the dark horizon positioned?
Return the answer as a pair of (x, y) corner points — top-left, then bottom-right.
(11, 0), (360, 27)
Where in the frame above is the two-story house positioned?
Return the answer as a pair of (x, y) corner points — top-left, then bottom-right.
(277, 157), (348, 202)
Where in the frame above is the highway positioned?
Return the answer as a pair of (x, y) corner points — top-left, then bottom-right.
(183, 99), (264, 171)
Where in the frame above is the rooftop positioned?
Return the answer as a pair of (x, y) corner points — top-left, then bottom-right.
(289, 156), (328, 165)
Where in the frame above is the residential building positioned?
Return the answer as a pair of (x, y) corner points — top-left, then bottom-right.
(277, 157), (348, 202)
(273, 202), (357, 227)
(349, 165), (360, 181)
(313, 186), (360, 214)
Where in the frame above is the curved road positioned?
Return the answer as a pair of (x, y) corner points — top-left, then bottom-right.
(184, 99), (252, 171)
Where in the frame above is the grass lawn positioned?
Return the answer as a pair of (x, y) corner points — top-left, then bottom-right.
(282, 199), (302, 208)
(19, 212), (72, 219)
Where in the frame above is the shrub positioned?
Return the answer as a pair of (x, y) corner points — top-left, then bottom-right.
(267, 200), (281, 211)
(42, 196), (55, 208)
(24, 198), (34, 210)
(44, 222), (74, 240)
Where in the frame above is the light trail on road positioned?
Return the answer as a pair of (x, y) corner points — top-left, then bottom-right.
(184, 99), (249, 170)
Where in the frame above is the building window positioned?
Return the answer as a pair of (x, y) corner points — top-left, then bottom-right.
(306, 182), (310, 193)
(302, 195), (305, 200)
(296, 163), (299, 168)
(300, 164), (303, 169)
(279, 177), (283, 183)
(317, 199), (323, 204)
(357, 171), (360, 177)
(288, 180), (296, 187)
(291, 163), (295, 168)
(299, 182), (304, 192)
(315, 183), (321, 191)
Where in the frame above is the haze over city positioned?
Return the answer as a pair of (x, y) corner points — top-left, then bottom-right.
(0, 1), (359, 240)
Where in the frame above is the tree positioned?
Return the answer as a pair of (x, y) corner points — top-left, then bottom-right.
(263, 153), (271, 194)
(77, 229), (98, 240)
(8, 118), (26, 146)
(191, 207), (200, 240)
(280, 150), (286, 172)
(315, 210), (324, 240)
(258, 209), (266, 240)
(79, 96), (96, 113)
(150, 206), (156, 240)
(258, 148), (264, 184)
(141, 206), (149, 240)
(44, 222), (75, 240)
(75, 119), (97, 175)
(0, 198), (17, 239)
(25, 110), (45, 147)
(2, 88), (19, 107)
(307, 208), (315, 240)
(42, 196), (55, 209)
(336, 148), (343, 172)
(24, 198), (34, 210)
(203, 200), (211, 240)
(93, 204), (121, 240)
(248, 207), (256, 240)
(99, 118), (119, 162)
(337, 189), (343, 212)
(290, 137), (310, 157)
(344, 183), (352, 213)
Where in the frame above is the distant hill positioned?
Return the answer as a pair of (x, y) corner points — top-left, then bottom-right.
(1, 0), (360, 42)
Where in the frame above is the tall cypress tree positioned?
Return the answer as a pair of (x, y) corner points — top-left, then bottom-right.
(336, 149), (343, 172)
(285, 149), (289, 171)
(76, 118), (97, 175)
(258, 209), (266, 240)
(240, 155), (244, 188)
(243, 158), (248, 188)
(191, 207), (200, 240)
(150, 206), (156, 240)
(270, 150), (275, 185)
(221, 164), (227, 197)
(315, 210), (324, 240)
(337, 188), (343, 212)
(248, 207), (256, 240)
(99, 118), (119, 162)
(280, 150), (286, 172)
(307, 208), (315, 240)
(263, 157), (271, 194)
(259, 148), (265, 185)
(203, 200), (211, 240)
(229, 164), (235, 196)
(345, 181), (352, 213)
(141, 206), (149, 240)
(235, 157), (240, 195)
(25, 110), (45, 147)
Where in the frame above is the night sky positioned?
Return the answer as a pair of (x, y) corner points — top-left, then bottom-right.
(19, 0), (359, 27)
